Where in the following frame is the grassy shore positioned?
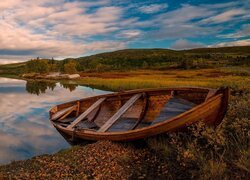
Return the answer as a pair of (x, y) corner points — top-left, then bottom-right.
(0, 66), (249, 179)
(75, 67), (250, 93)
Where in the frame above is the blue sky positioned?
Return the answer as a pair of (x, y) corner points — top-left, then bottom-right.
(0, 0), (249, 63)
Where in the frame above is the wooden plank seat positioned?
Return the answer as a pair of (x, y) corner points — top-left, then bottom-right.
(98, 94), (142, 132)
(51, 105), (77, 121)
(67, 97), (106, 130)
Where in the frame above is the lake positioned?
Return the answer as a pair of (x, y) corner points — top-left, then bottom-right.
(0, 77), (110, 165)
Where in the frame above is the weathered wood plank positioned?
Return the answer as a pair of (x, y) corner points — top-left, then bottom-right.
(131, 93), (148, 130)
(98, 94), (142, 132)
(67, 97), (106, 130)
(76, 101), (80, 117)
(58, 107), (77, 121)
(51, 105), (76, 121)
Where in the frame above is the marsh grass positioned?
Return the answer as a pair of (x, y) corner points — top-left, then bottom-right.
(76, 67), (250, 93)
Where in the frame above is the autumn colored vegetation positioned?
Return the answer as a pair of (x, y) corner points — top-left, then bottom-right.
(25, 58), (78, 74)
(0, 46), (250, 76)
(0, 46), (249, 178)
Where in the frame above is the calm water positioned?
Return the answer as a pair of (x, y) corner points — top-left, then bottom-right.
(0, 77), (109, 165)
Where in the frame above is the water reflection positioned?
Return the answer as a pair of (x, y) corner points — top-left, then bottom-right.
(0, 77), (110, 165)
(26, 81), (56, 95)
(25, 81), (79, 95)
(60, 83), (78, 92)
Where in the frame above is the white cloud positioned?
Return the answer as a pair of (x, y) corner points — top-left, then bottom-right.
(0, 20), (125, 57)
(214, 39), (250, 47)
(0, 55), (31, 64)
(48, 6), (122, 37)
(139, 4), (168, 14)
(0, 0), (21, 9)
(0, 0), (250, 62)
(0, 0), (128, 60)
(218, 24), (250, 38)
(146, 4), (217, 39)
(0, 60), (25, 65)
(171, 39), (205, 50)
(202, 9), (247, 23)
(118, 30), (142, 39)
(144, 2), (250, 40)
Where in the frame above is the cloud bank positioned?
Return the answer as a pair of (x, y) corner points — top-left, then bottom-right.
(0, 0), (249, 63)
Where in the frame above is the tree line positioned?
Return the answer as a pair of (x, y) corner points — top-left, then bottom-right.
(26, 58), (78, 74)
(25, 49), (250, 74)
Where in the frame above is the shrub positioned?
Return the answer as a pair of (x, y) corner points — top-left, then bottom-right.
(63, 61), (78, 74)
(147, 93), (250, 179)
(26, 59), (49, 73)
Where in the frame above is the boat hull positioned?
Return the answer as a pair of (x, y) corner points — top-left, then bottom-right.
(50, 87), (229, 142)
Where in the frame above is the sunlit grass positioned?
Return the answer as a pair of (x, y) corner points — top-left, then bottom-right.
(76, 67), (250, 92)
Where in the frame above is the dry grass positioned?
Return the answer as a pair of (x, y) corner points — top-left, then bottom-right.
(146, 93), (250, 179)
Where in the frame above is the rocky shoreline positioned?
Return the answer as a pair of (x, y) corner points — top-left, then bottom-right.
(0, 141), (168, 179)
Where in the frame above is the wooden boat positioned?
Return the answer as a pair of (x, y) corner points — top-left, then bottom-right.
(49, 87), (229, 142)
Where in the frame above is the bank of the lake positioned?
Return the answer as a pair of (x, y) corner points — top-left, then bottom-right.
(2, 67), (250, 92)
(0, 67), (249, 179)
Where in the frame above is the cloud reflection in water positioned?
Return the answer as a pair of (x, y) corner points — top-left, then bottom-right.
(0, 78), (110, 164)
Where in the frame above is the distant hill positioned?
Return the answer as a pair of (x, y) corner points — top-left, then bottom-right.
(0, 62), (27, 75)
(74, 46), (250, 71)
(0, 46), (249, 75)
(75, 46), (250, 64)
(78, 46), (250, 61)
(75, 48), (184, 71)
(184, 46), (250, 54)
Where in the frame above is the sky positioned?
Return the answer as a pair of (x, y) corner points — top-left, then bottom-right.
(0, 0), (250, 64)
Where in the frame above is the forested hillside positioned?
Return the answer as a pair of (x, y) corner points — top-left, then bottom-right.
(0, 46), (249, 75)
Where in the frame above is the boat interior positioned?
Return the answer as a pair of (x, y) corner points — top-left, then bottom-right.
(50, 88), (218, 133)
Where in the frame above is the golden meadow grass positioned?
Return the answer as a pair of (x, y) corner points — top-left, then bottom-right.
(76, 67), (250, 92)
